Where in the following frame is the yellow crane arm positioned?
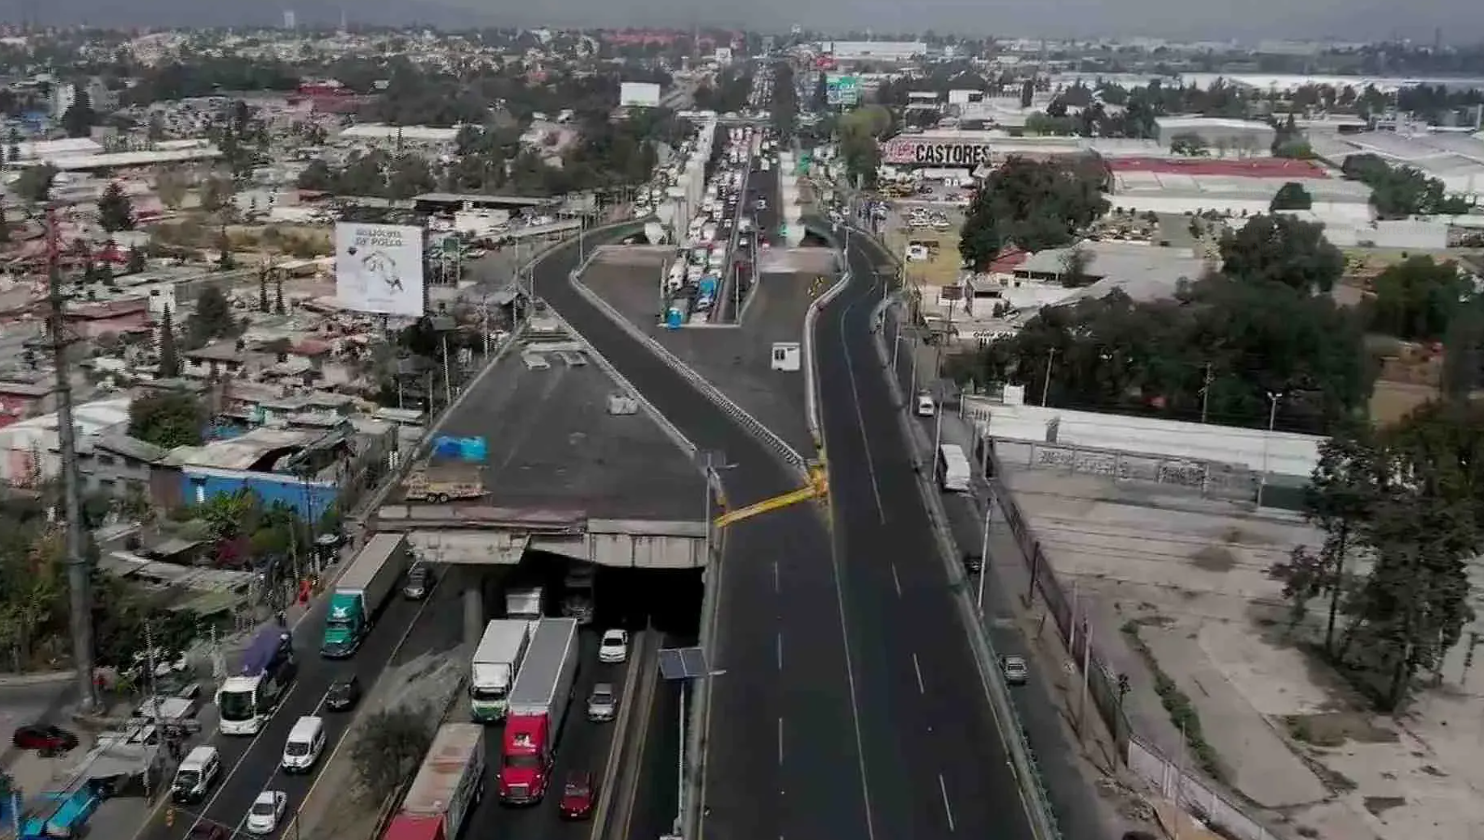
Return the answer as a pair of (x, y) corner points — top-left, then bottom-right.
(713, 461), (829, 529)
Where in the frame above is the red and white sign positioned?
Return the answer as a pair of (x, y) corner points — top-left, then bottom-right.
(882, 138), (996, 167)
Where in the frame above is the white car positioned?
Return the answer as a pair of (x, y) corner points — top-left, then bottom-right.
(246, 791), (287, 835)
(599, 630), (630, 664)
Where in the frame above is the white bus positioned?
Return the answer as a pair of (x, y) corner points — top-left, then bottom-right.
(937, 445), (972, 493)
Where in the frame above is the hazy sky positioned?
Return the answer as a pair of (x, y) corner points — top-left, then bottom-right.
(2, 0), (1482, 45)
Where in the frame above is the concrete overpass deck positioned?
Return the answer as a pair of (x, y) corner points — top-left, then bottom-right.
(374, 316), (709, 568)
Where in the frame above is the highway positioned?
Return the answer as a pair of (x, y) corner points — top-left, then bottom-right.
(460, 631), (626, 840)
(139, 571), (460, 840)
(813, 230), (1037, 839)
(534, 227), (871, 840)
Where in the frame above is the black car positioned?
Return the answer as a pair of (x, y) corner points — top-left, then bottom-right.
(403, 564), (433, 600)
(961, 549), (983, 574)
(326, 675), (362, 711)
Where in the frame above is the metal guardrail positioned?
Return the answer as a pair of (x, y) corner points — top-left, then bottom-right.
(566, 268), (809, 479)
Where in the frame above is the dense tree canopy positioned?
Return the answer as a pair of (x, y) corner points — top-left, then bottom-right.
(959, 157), (1109, 270)
(1342, 153), (1475, 218)
(837, 106), (890, 189)
(128, 392), (206, 449)
(1219, 214), (1345, 294)
(1368, 256), (1471, 342)
(771, 62), (798, 139)
(1270, 181), (1313, 211)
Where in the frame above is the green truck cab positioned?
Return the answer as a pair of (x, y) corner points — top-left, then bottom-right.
(320, 534), (410, 658)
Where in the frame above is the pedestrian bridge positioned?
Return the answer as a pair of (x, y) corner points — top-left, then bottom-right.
(373, 503), (708, 568)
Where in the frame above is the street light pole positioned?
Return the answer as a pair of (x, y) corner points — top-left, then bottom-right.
(1041, 347), (1058, 407)
(1257, 391), (1282, 509)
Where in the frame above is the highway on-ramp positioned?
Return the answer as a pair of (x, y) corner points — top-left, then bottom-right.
(534, 231), (871, 840)
(812, 230), (1039, 840)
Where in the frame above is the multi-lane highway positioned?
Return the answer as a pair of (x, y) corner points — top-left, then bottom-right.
(534, 226), (871, 840)
(813, 229), (1037, 838)
(138, 569), (461, 840)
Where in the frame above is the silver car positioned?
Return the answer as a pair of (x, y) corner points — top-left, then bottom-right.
(1001, 655), (1029, 686)
(586, 683), (618, 722)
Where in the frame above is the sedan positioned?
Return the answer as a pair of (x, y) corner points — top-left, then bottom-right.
(326, 675), (361, 711)
(189, 826), (228, 840)
(586, 683), (618, 722)
(1001, 655), (1029, 686)
(598, 629), (629, 664)
(403, 564), (433, 600)
(558, 771), (596, 820)
(12, 724), (78, 754)
(246, 791), (287, 835)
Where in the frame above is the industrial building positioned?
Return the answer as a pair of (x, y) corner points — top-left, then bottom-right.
(1307, 129), (1484, 204)
(822, 40), (926, 62)
(1154, 117), (1277, 153)
(1105, 157), (1372, 221)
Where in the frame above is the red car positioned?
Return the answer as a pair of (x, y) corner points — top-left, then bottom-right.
(11, 724), (78, 754)
(189, 825), (227, 840)
(557, 771), (596, 820)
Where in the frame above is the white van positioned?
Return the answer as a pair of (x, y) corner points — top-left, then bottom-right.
(171, 746), (221, 803)
(281, 715), (326, 773)
(916, 393), (936, 417)
(937, 445), (972, 493)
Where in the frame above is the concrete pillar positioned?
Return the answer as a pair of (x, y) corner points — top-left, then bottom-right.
(464, 583), (484, 647)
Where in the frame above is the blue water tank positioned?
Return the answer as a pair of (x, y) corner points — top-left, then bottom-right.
(666, 308), (683, 329)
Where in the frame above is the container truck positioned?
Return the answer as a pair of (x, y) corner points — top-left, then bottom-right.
(321, 534), (410, 658)
(383, 724), (485, 840)
(498, 618), (579, 804)
(470, 620), (534, 723)
(504, 587), (543, 620)
(217, 627), (296, 735)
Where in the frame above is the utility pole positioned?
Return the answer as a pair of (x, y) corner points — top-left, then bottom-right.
(1040, 347), (1058, 407)
(1199, 363), (1213, 424)
(46, 205), (98, 713)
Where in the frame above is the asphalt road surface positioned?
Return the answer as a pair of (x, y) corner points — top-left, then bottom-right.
(138, 575), (462, 840)
(533, 230), (871, 840)
(810, 229), (1039, 840)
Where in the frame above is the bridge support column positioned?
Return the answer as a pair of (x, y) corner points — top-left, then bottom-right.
(463, 584), (484, 647)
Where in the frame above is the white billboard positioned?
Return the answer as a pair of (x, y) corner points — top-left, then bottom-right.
(335, 223), (425, 316)
(619, 81), (662, 108)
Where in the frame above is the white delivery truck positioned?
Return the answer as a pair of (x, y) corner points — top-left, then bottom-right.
(505, 587), (544, 620)
(388, 724), (485, 840)
(470, 620), (535, 723)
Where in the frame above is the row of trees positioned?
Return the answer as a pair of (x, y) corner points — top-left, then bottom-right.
(1341, 153), (1476, 218)
(958, 158), (1109, 271)
(1271, 402), (1484, 710)
(771, 62), (799, 140)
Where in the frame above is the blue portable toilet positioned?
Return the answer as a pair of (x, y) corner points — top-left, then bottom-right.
(666, 307), (683, 329)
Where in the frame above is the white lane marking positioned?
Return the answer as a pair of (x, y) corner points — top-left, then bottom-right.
(233, 687), (332, 836)
(891, 563), (902, 597)
(184, 682), (302, 834)
(777, 717), (784, 765)
(776, 633), (783, 671)
(938, 774), (956, 831)
(837, 295), (887, 524)
(913, 654), (926, 694)
(773, 561), (780, 593)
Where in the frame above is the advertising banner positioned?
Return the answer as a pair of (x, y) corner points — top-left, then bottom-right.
(619, 81), (662, 108)
(881, 137), (997, 167)
(335, 223), (426, 316)
(826, 75), (861, 106)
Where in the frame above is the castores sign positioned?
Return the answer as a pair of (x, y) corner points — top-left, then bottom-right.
(882, 138), (996, 166)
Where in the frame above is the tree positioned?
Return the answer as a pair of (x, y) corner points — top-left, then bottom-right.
(0, 204), (8, 244)
(15, 164), (58, 205)
(258, 269), (270, 312)
(1060, 245), (1095, 287)
(1270, 181), (1314, 211)
(126, 245), (147, 274)
(1369, 256), (1470, 342)
(60, 84), (95, 138)
(158, 305), (179, 378)
(127, 391), (206, 449)
(185, 285), (239, 348)
(1442, 299), (1484, 400)
(155, 170), (187, 210)
(274, 275), (285, 315)
(1169, 132), (1209, 156)
(200, 177), (234, 216)
(1219, 214), (1344, 294)
(97, 182), (136, 232)
(959, 157), (1109, 270)
(353, 706), (435, 804)
(838, 106), (889, 189)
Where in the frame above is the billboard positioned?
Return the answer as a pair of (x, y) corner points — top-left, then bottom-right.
(826, 74), (861, 106)
(881, 137), (996, 167)
(335, 223), (425, 316)
(619, 81), (662, 108)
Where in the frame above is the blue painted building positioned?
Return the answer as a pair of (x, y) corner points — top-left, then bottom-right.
(180, 467), (337, 521)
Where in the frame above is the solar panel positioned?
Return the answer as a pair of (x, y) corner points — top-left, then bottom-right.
(659, 646), (710, 680)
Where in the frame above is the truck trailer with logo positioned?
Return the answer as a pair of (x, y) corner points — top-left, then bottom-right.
(321, 534), (409, 658)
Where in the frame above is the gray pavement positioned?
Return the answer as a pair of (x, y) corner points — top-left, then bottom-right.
(532, 213), (871, 840)
(432, 327), (707, 522)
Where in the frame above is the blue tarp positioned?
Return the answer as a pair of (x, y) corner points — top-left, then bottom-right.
(431, 436), (486, 461)
(698, 276), (719, 297)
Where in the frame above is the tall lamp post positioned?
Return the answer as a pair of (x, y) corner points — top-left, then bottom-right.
(1257, 390), (1283, 509)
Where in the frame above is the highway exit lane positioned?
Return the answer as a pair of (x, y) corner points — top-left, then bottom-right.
(138, 576), (460, 840)
(811, 233), (1039, 840)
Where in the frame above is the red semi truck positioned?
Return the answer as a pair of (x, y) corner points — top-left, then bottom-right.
(498, 618), (579, 804)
